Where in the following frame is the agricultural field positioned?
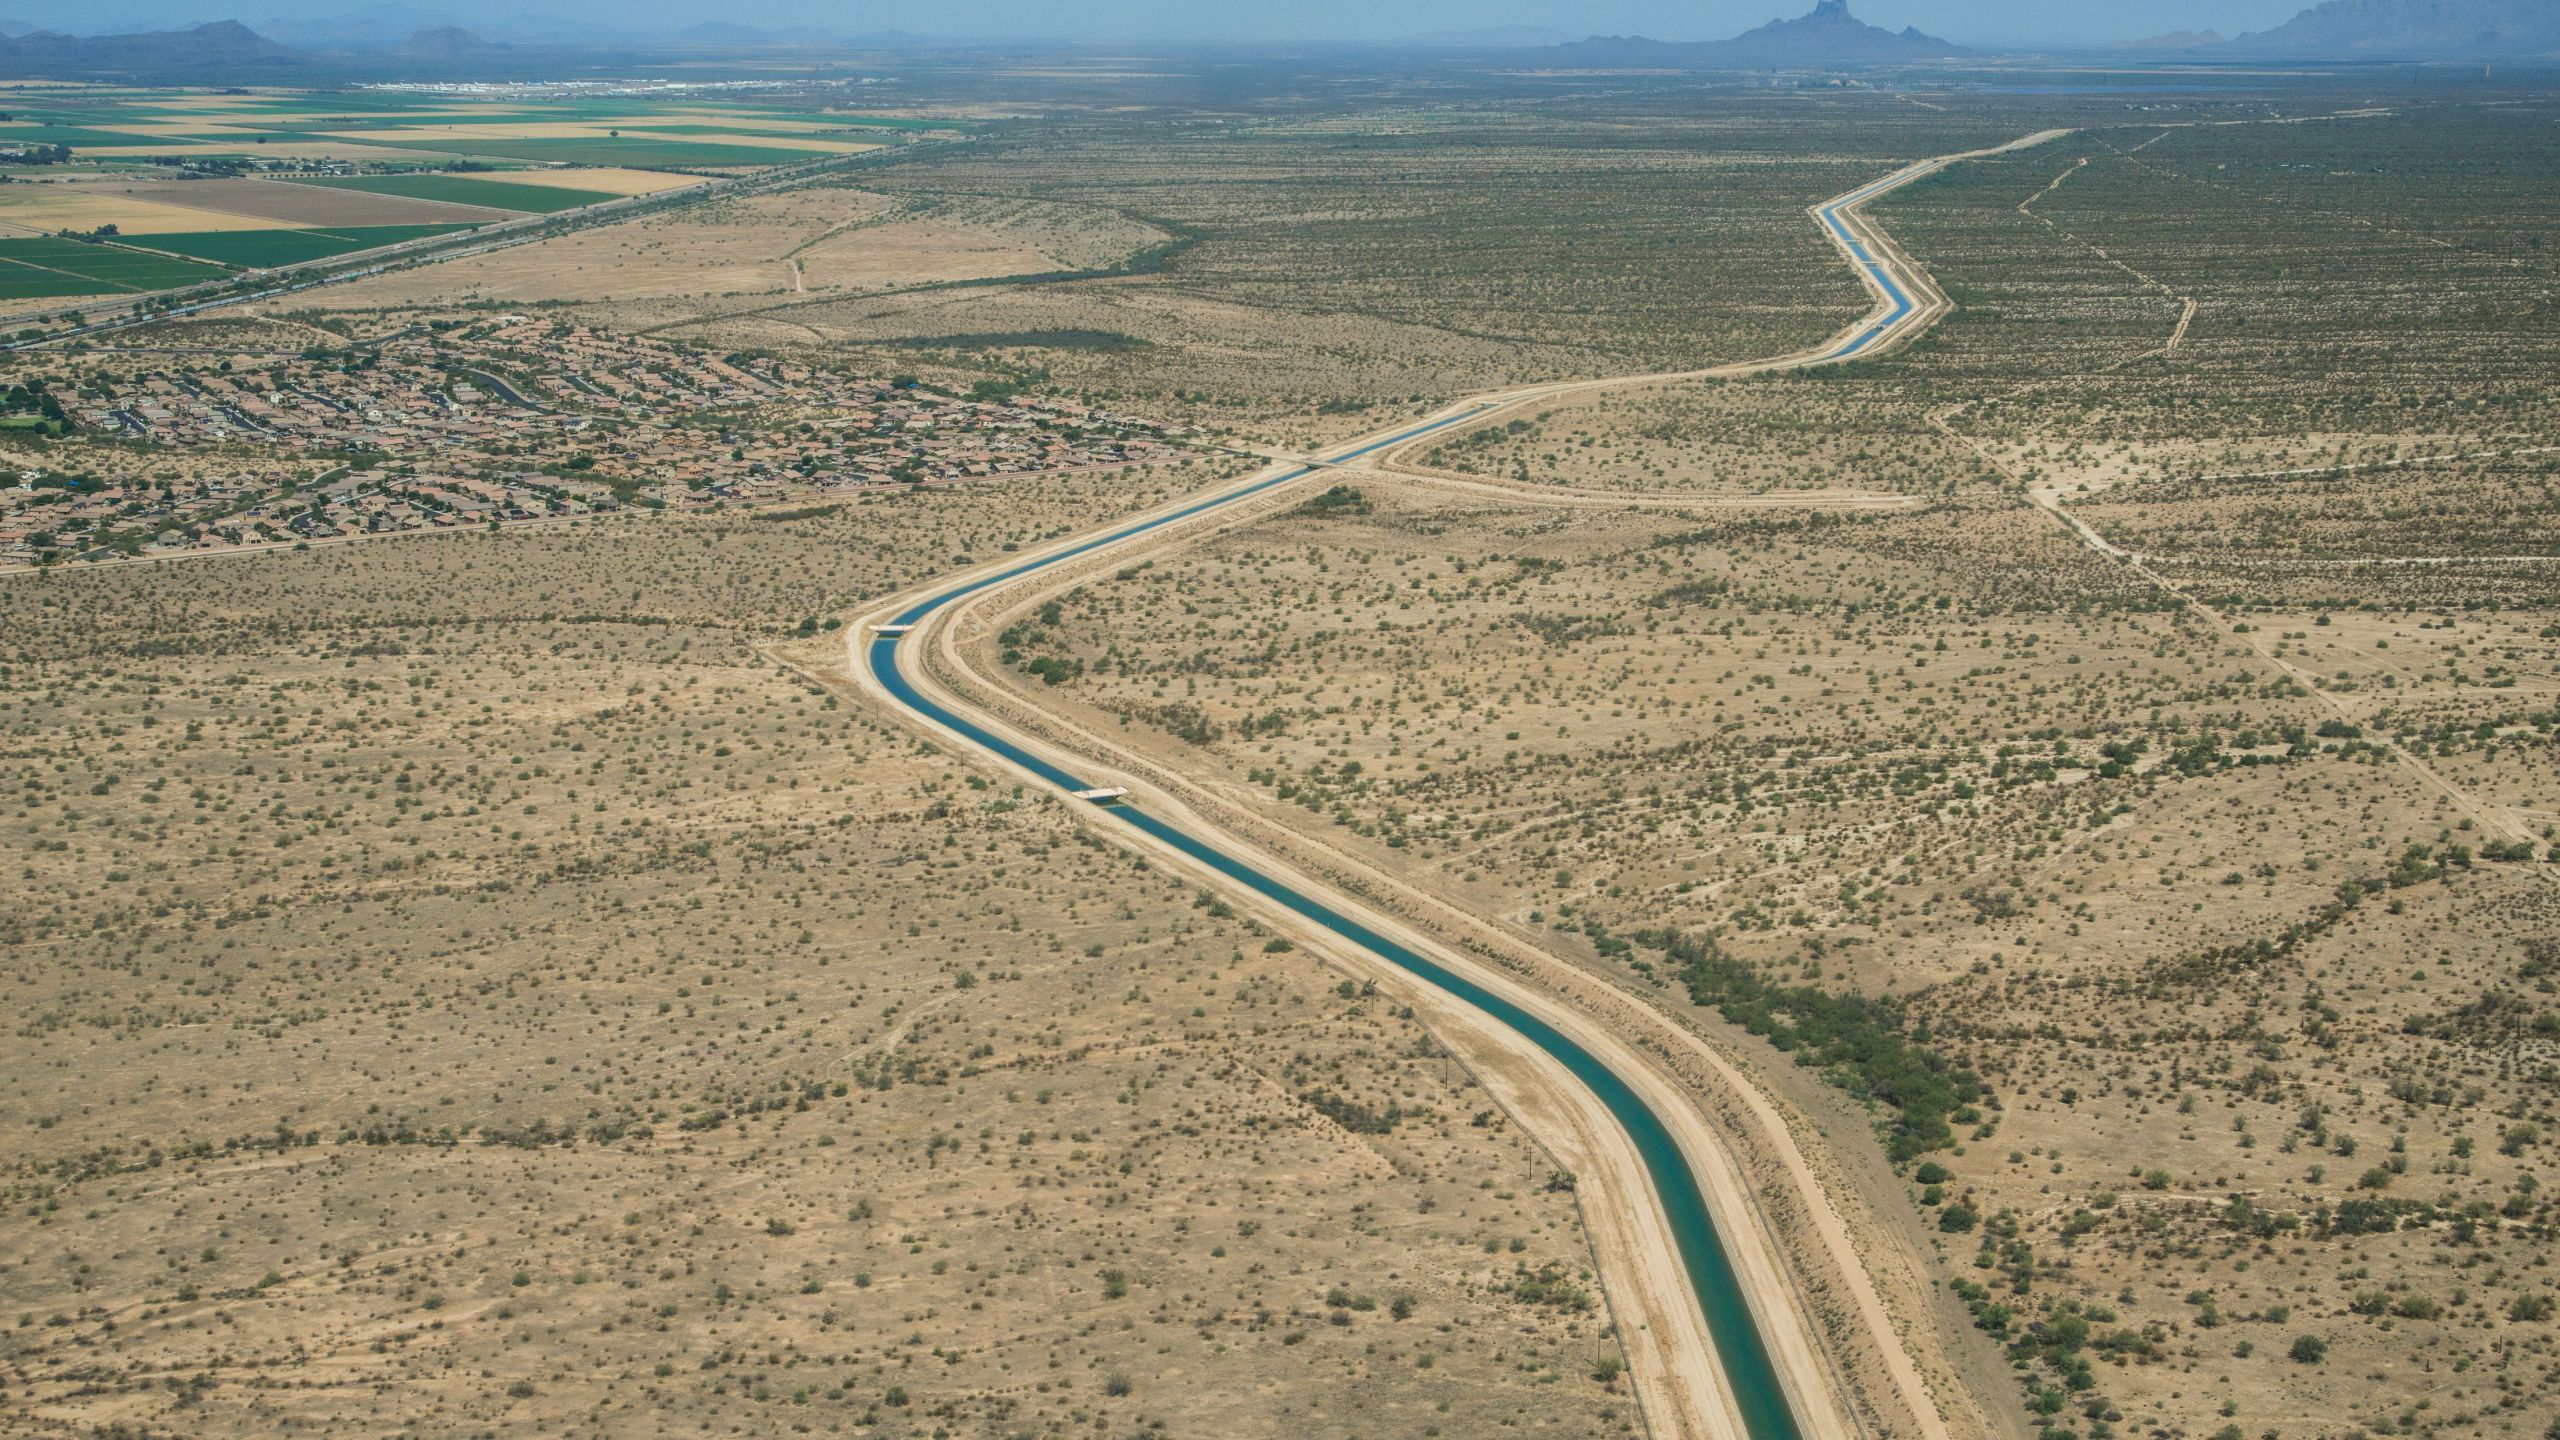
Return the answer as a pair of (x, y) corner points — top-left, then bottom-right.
(131, 222), (474, 267)
(94, 176), (518, 225)
(330, 133), (859, 165)
(0, 234), (228, 296)
(0, 83), (945, 312)
(288, 172), (635, 212)
(0, 86), (924, 167)
(0, 267), (98, 299)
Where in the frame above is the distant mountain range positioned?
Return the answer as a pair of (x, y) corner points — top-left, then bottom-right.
(2132, 0), (2560, 57)
(0, 17), (300, 75)
(255, 2), (453, 49)
(2276, 0), (2560, 56)
(1559, 1), (1962, 68)
(0, 0), (2551, 79)
(0, 7), (948, 70)
(396, 22), (497, 53)
(1558, 0), (2559, 67)
(252, 4), (933, 50)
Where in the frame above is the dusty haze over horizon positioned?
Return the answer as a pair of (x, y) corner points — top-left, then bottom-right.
(7, 0), (2314, 50)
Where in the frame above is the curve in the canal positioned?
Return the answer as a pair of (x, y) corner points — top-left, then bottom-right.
(866, 163), (1938, 1440)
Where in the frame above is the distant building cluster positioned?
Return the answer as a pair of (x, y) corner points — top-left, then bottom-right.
(1, 317), (1193, 567)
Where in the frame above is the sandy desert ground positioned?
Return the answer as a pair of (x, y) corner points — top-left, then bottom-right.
(1, 62), (2554, 1440)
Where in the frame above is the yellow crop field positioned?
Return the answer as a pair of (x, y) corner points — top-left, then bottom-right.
(462, 166), (704, 196)
(73, 142), (446, 162)
(326, 124), (882, 154)
(0, 185), (310, 234)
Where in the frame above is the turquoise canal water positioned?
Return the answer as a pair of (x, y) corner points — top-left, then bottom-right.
(866, 173), (1934, 1440)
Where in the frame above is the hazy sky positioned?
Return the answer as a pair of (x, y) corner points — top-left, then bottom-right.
(28, 0), (2317, 49)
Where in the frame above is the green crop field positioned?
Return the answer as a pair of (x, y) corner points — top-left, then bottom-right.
(128, 93), (433, 117)
(719, 110), (959, 132)
(152, 131), (321, 146)
(0, 124), (170, 147)
(371, 137), (829, 167)
(0, 261), (121, 299)
(319, 110), (601, 128)
(623, 123), (864, 139)
(0, 87), (893, 309)
(286, 174), (618, 213)
(135, 224), (476, 268)
(0, 237), (229, 291)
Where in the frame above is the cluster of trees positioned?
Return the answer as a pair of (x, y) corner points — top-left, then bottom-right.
(1611, 924), (1984, 1162)
(1294, 483), (1372, 517)
(142, 154), (259, 177)
(2, 377), (67, 424)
